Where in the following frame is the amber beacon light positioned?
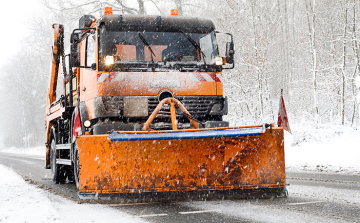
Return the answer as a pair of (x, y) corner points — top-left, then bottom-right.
(170, 9), (179, 16)
(104, 7), (113, 15)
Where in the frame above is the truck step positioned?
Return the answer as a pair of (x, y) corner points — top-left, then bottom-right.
(55, 143), (71, 150)
(56, 158), (72, 165)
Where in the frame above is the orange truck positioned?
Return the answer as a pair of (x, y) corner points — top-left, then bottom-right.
(45, 8), (286, 200)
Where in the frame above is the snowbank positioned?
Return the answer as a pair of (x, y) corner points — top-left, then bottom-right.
(0, 165), (145, 223)
(0, 165), (60, 222)
(285, 124), (360, 174)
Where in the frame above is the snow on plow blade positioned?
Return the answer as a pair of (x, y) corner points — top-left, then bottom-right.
(76, 125), (286, 200)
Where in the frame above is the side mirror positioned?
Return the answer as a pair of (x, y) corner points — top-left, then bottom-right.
(215, 31), (234, 69)
(225, 42), (234, 64)
(70, 33), (80, 67)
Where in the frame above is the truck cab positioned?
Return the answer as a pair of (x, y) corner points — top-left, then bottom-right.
(71, 13), (234, 134)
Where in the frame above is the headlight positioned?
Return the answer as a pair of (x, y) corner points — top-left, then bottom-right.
(105, 55), (115, 65)
(84, 120), (91, 127)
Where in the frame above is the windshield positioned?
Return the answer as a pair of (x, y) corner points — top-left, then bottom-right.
(98, 29), (219, 71)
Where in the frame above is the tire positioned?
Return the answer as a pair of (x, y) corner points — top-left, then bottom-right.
(50, 138), (66, 184)
(73, 140), (80, 189)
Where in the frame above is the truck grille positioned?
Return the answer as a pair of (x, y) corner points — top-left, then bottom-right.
(102, 97), (123, 115)
(148, 96), (223, 119)
(102, 96), (224, 119)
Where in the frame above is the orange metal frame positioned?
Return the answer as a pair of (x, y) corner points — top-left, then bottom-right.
(143, 97), (199, 131)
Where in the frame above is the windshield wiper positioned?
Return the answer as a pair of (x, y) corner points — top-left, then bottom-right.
(180, 31), (206, 64)
(137, 33), (156, 62)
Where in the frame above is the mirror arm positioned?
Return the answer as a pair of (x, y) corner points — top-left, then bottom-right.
(78, 66), (93, 69)
(215, 31), (233, 42)
(72, 28), (96, 38)
(62, 54), (70, 107)
(69, 55), (73, 107)
(223, 63), (235, 69)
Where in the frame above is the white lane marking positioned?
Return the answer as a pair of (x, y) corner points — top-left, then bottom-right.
(287, 201), (324, 206)
(139, 213), (168, 217)
(179, 209), (220, 215)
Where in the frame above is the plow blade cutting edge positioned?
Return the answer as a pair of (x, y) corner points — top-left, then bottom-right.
(76, 125), (286, 200)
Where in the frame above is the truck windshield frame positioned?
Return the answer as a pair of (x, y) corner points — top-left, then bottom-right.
(98, 27), (219, 72)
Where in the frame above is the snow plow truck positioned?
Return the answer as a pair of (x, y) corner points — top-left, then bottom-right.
(45, 7), (287, 200)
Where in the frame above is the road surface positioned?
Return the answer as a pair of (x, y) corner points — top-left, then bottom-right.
(1, 152), (359, 222)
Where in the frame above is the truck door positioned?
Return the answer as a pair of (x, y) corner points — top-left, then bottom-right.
(80, 34), (97, 102)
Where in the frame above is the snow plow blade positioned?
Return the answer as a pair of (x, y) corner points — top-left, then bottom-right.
(76, 125), (286, 200)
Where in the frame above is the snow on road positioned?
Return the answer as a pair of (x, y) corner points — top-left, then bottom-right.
(184, 199), (341, 223)
(289, 184), (360, 208)
(0, 165), (145, 223)
(183, 180), (360, 223)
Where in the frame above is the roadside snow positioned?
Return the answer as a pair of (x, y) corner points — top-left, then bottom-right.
(0, 165), (145, 223)
(285, 125), (360, 174)
(0, 165), (60, 222)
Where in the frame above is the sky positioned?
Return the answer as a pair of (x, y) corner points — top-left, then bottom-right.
(0, 0), (44, 68)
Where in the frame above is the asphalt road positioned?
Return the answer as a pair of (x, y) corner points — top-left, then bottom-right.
(1, 152), (359, 222)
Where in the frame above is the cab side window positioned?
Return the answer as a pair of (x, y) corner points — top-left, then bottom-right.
(86, 34), (96, 67)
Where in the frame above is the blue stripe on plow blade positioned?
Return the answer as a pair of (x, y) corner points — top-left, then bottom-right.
(108, 126), (266, 141)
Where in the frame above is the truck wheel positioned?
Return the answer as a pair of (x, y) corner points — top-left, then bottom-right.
(74, 140), (80, 189)
(50, 138), (66, 184)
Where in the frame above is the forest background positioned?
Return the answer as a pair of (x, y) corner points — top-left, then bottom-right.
(0, 0), (359, 148)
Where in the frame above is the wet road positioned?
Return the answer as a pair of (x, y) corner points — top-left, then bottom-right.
(1, 152), (359, 222)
